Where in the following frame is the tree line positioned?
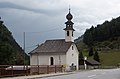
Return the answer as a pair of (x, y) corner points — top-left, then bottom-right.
(83, 16), (120, 47)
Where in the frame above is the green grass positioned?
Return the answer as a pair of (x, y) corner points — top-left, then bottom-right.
(82, 49), (120, 66)
(99, 50), (120, 66)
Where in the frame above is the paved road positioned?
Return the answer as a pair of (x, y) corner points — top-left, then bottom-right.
(37, 68), (120, 79)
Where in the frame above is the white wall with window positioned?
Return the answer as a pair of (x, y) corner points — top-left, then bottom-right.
(65, 30), (74, 42)
(66, 44), (79, 70)
(30, 54), (66, 65)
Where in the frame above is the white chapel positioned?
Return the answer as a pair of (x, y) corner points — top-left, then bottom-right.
(29, 9), (79, 70)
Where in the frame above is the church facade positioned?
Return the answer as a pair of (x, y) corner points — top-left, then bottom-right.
(29, 9), (79, 70)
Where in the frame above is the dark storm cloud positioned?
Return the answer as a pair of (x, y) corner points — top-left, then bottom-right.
(0, 2), (61, 16)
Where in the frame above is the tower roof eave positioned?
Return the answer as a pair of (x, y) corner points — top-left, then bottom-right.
(63, 28), (75, 31)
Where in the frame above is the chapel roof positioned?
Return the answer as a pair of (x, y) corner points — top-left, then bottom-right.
(29, 39), (73, 55)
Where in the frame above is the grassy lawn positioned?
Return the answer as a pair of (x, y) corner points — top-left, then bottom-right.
(99, 50), (120, 66)
(82, 49), (120, 66)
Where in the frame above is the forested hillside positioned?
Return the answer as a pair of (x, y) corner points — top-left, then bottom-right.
(76, 16), (120, 66)
(0, 18), (29, 65)
(83, 16), (120, 49)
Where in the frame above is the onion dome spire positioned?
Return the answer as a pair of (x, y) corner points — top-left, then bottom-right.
(66, 8), (73, 20)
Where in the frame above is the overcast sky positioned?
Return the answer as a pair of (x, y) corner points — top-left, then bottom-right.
(0, 0), (120, 53)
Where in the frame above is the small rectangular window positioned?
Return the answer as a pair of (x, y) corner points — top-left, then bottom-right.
(67, 31), (69, 36)
(72, 31), (73, 37)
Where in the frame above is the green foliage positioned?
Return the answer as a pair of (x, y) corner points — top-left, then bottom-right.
(0, 18), (29, 65)
(83, 16), (120, 47)
(79, 51), (84, 60)
(79, 51), (84, 65)
(93, 51), (100, 62)
(89, 47), (94, 57)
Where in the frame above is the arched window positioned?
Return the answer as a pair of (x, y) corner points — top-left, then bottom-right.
(72, 46), (74, 50)
(50, 57), (54, 65)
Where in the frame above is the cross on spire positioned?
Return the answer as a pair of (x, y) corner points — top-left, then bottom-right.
(69, 5), (70, 12)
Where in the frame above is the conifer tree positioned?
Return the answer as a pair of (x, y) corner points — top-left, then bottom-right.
(89, 47), (94, 56)
(93, 51), (100, 62)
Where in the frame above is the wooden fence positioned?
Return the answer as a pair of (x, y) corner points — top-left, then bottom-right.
(0, 65), (63, 77)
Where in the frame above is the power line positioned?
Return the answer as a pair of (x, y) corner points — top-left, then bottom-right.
(25, 26), (63, 34)
(25, 44), (38, 49)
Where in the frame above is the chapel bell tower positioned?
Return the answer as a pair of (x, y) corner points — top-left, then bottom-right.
(64, 8), (75, 42)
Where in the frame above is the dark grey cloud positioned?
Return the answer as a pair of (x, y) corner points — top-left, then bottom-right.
(0, 2), (63, 16)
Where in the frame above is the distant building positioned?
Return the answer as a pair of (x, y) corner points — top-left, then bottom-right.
(29, 9), (79, 70)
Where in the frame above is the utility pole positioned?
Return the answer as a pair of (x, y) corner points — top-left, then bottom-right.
(23, 32), (25, 65)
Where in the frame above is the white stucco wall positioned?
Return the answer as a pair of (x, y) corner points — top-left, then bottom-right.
(66, 44), (79, 70)
(30, 54), (66, 65)
(30, 54), (38, 65)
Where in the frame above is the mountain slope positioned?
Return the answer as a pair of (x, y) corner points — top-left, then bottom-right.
(0, 18), (29, 65)
(83, 16), (120, 49)
(75, 16), (120, 66)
